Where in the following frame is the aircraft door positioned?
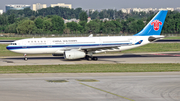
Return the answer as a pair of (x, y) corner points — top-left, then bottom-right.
(48, 40), (52, 48)
(99, 38), (102, 46)
(129, 38), (136, 45)
(22, 41), (27, 48)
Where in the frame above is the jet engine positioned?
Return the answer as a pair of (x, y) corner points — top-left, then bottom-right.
(64, 50), (86, 60)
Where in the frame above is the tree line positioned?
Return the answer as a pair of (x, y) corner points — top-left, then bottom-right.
(0, 12), (144, 34)
(5, 7), (155, 20)
(0, 7), (180, 34)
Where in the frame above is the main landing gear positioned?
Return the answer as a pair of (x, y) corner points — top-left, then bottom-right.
(24, 54), (28, 61)
(85, 55), (98, 61)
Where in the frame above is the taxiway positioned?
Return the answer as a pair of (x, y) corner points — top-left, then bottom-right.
(0, 53), (180, 66)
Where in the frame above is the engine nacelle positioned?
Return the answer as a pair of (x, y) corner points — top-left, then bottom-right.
(64, 50), (86, 60)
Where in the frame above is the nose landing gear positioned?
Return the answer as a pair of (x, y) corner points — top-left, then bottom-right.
(24, 54), (28, 61)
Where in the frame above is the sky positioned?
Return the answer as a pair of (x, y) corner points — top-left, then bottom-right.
(1, 0), (180, 11)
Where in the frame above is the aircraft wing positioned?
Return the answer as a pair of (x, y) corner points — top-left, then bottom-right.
(62, 45), (122, 51)
(79, 45), (121, 51)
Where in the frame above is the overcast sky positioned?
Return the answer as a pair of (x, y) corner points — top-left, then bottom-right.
(1, 0), (180, 11)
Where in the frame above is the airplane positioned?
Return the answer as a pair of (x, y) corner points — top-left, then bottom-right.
(6, 10), (168, 61)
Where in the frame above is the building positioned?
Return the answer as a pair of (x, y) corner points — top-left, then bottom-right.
(89, 9), (95, 13)
(64, 18), (79, 24)
(121, 8), (127, 13)
(51, 3), (72, 9)
(87, 17), (91, 23)
(121, 8), (131, 14)
(176, 7), (180, 11)
(0, 10), (3, 14)
(100, 18), (110, 22)
(159, 8), (174, 11)
(33, 3), (47, 11)
(6, 4), (31, 12)
(132, 8), (141, 12)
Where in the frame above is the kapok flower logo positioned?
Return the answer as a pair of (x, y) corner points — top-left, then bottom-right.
(151, 20), (162, 31)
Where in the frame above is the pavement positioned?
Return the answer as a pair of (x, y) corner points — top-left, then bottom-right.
(1, 53), (180, 66)
(0, 53), (180, 101)
(0, 72), (179, 101)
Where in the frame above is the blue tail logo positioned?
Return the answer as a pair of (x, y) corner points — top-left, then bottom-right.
(134, 10), (168, 36)
(135, 40), (143, 45)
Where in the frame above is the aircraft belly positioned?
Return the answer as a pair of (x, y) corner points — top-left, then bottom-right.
(11, 48), (59, 54)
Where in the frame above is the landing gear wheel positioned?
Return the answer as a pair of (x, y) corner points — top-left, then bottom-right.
(87, 57), (92, 61)
(85, 55), (98, 61)
(24, 58), (28, 61)
(85, 55), (92, 61)
(92, 57), (98, 61)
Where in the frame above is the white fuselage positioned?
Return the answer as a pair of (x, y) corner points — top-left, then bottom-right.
(7, 36), (150, 54)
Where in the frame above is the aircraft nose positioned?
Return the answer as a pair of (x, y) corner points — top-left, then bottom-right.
(6, 45), (10, 50)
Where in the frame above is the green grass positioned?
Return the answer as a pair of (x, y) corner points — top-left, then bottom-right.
(0, 44), (51, 57)
(1, 43), (180, 57)
(0, 64), (180, 73)
(164, 36), (180, 39)
(123, 43), (180, 53)
(105, 43), (180, 54)
(0, 44), (21, 56)
(0, 37), (25, 40)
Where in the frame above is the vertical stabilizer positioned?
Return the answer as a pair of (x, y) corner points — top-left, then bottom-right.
(134, 10), (168, 36)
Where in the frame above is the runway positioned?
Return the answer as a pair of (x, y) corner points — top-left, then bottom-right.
(0, 72), (179, 101)
(1, 52), (180, 66)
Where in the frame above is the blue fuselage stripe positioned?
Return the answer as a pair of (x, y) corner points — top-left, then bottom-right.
(7, 43), (131, 50)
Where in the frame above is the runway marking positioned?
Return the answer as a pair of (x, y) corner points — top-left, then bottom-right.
(80, 83), (134, 101)
(76, 79), (99, 82)
(47, 80), (68, 83)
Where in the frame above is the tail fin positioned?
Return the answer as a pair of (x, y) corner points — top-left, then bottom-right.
(134, 10), (168, 36)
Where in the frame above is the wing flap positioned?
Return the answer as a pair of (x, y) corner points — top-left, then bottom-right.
(80, 45), (121, 51)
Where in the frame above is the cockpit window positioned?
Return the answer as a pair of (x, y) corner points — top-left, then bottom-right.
(11, 43), (17, 45)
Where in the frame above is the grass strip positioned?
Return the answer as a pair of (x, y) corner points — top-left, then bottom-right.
(0, 44), (51, 56)
(0, 37), (24, 40)
(0, 64), (180, 73)
(164, 36), (180, 39)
